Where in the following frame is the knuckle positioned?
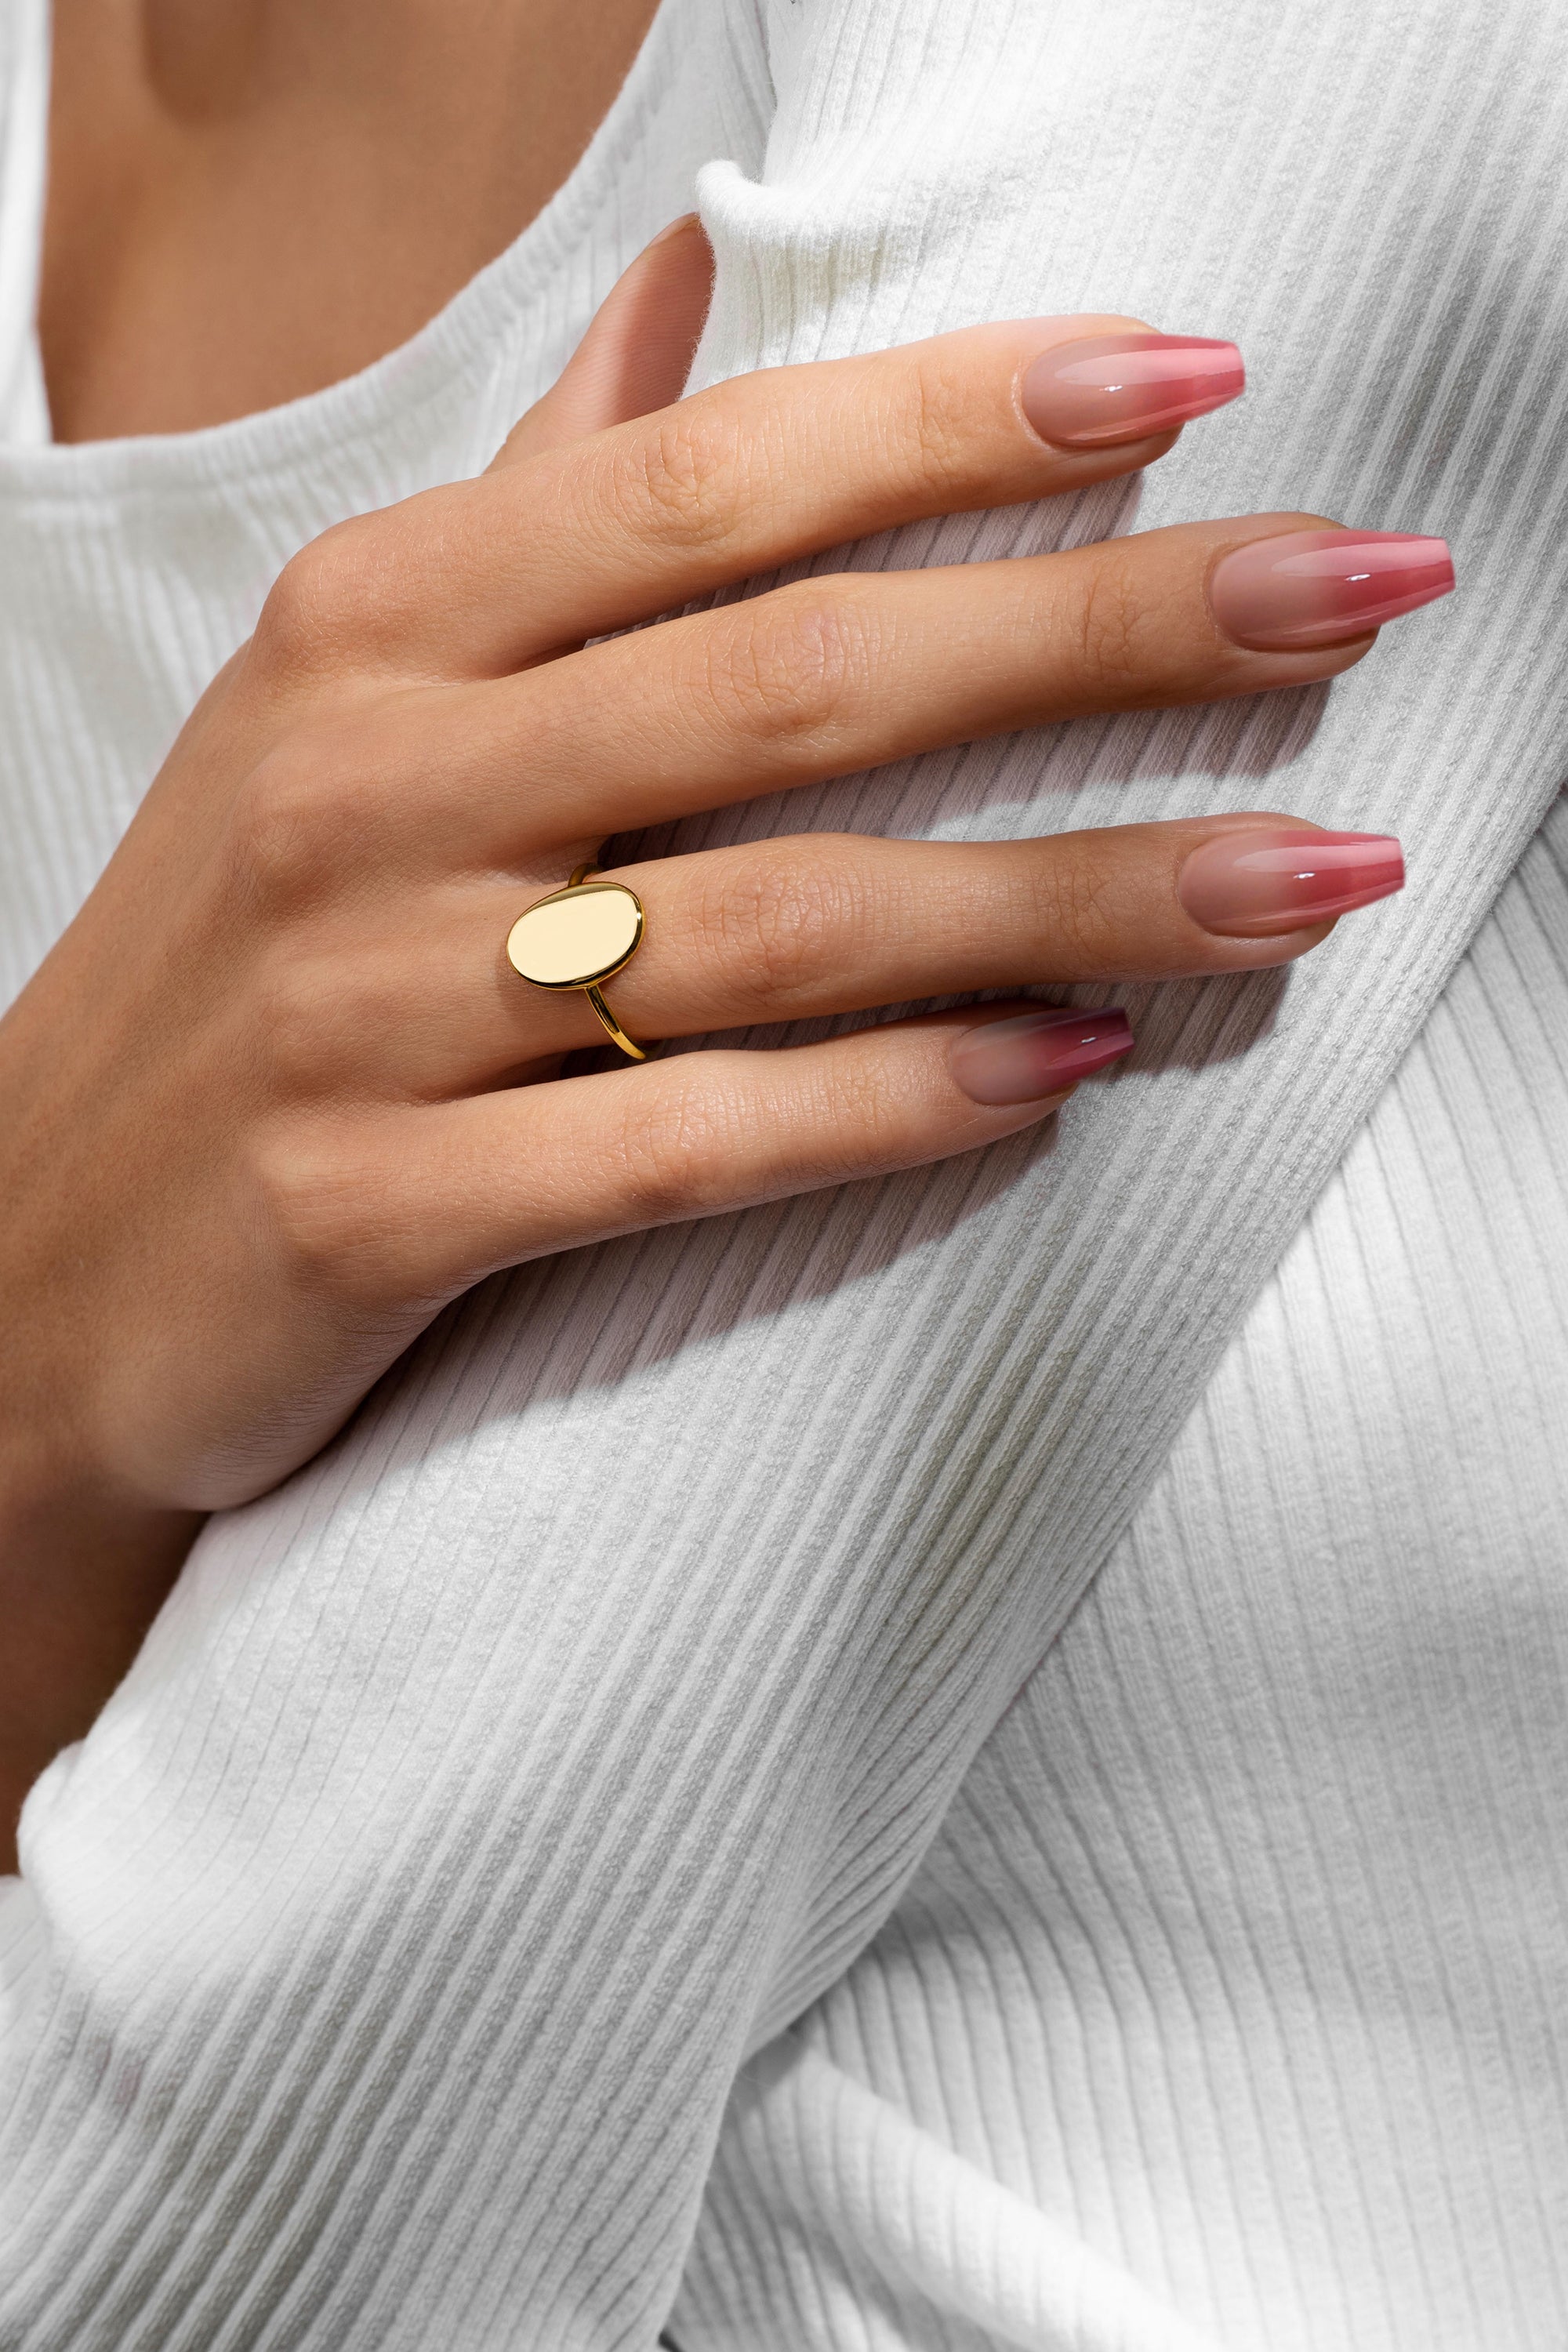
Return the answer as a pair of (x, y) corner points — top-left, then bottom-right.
(1028, 844), (1122, 958)
(612, 1065), (738, 1223)
(252, 497), (440, 681)
(706, 585), (871, 750)
(705, 842), (862, 1007)
(814, 1051), (904, 1158)
(249, 954), (328, 1096)
(249, 946), (366, 1100)
(1068, 551), (1195, 706)
(227, 746), (344, 916)
(247, 1120), (372, 1301)
(1073, 554), (1149, 692)
(248, 1117), (418, 1309)
(899, 350), (977, 501)
(612, 405), (746, 557)
(255, 522), (377, 674)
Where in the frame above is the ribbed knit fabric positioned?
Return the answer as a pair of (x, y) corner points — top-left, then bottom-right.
(2, 0), (1566, 2346)
(676, 792), (1568, 2350)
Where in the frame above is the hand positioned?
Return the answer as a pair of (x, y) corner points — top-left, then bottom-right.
(0, 218), (1446, 1851)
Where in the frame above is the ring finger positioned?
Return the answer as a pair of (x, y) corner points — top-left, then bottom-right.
(281, 816), (1405, 1100)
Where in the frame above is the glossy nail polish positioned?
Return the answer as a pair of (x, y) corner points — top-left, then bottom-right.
(1021, 334), (1245, 449)
(1210, 529), (1454, 651)
(1179, 828), (1405, 938)
(950, 1005), (1134, 1105)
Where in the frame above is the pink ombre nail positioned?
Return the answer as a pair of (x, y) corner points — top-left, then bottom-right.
(1021, 334), (1245, 449)
(1209, 529), (1454, 651)
(950, 1005), (1134, 1105)
(1179, 828), (1405, 938)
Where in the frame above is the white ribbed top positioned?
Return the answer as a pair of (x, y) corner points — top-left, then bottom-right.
(679, 791), (1568, 2351)
(2, 0), (1566, 2346)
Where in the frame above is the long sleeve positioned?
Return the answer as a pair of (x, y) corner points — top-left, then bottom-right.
(5, 2), (1568, 2347)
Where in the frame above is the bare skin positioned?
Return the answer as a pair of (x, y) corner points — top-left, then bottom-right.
(2, 5), (1416, 1872)
(42, 0), (660, 437)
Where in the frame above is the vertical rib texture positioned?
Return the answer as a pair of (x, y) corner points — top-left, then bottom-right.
(676, 791), (1568, 2350)
(1, 1), (1566, 2347)
(0, 0), (46, 445)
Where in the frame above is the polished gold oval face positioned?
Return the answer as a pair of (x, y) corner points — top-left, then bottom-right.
(506, 881), (644, 989)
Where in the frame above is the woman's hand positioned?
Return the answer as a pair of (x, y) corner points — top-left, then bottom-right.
(0, 219), (1448, 1849)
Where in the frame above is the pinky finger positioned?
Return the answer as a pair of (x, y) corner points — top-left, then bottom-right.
(392, 1004), (1131, 1298)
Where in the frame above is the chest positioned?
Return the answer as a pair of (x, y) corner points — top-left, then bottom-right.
(37, 0), (659, 441)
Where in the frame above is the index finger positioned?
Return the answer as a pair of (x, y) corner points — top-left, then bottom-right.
(296, 311), (1243, 683)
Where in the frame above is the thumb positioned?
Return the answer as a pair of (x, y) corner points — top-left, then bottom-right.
(488, 213), (715, 470)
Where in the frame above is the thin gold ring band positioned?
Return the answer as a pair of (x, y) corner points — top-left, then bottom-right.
(579, 989), (648, 1063)
(504, 862), (650, 1063)
(568, 865), (648, 1061)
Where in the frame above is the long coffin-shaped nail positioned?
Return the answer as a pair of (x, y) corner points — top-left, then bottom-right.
(950, 1005), (1134, 1105)
(1021, 334), (1245, 449)
(1179, 828), (1405, 938)
(1209, 529), (1454, 651)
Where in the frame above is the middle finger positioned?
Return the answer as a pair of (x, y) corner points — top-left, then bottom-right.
(368, 510), (1448, 863)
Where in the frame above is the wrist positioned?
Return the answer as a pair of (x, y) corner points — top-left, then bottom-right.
(0, 1424), (201, 1874)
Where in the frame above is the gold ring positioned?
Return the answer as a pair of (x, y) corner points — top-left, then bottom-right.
(505, 862), (649, 1062)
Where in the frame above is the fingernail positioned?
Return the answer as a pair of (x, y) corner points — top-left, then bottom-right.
(1210, 529), (1454, 652)
(647, 212), (703, 247)
(1021, 334), (1245, 449)
(1179, 827), (1405, 938)
(950, 1005), (1134, 1105)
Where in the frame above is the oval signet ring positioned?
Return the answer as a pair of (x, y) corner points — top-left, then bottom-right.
(506, 863), (648, 1062)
